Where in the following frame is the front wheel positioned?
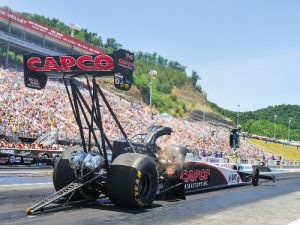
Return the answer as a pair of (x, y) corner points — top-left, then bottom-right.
(106, 153), (158, 208)
(252, 168), (259, 186)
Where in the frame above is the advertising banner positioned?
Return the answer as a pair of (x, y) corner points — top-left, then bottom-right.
(0, 8), (105, 54)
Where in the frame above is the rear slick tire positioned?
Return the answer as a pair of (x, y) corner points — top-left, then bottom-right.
(106, 153), (158, 208)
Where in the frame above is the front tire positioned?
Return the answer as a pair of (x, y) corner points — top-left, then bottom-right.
(106, 153), (158, 208)
(252, 168), (259, 186)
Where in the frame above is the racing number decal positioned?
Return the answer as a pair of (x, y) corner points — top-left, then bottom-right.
(134, 170), (144, 207)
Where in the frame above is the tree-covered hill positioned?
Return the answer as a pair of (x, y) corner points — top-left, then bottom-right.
(209, 103), (300, 141)
(133, 52), (204, 116)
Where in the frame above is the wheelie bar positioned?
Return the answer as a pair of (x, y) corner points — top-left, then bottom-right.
(25, 173), (102, 215)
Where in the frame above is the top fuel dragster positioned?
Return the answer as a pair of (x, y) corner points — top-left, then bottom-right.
(22, 49), (275, 215)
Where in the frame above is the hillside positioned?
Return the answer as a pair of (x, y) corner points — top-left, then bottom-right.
(210, 104), (300, 141)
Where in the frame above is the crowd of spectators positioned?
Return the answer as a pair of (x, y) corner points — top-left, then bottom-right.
(0, 138), (64, 150)
(0, 66), (285, 162)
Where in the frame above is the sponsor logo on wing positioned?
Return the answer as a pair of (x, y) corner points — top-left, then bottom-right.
(27, 55), (114, 72)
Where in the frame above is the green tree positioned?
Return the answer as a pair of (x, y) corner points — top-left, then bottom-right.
(190, 70), (200, 87)
(104, 38), (122, 52)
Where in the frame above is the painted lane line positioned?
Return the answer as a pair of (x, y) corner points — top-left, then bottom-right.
(288, 218), (300, 225)
(0, 182), (52, 187)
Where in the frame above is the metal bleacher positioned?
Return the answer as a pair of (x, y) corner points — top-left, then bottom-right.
(0, 31), (63, 56)
(36, 131), (58, 146)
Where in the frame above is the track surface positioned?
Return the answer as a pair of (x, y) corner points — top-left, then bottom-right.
(1, 169), (300, 225)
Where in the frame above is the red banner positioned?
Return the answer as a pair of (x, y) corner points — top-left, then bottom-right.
(0, 8), (105, 55)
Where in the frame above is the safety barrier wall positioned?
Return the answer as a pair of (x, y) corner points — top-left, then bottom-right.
(202, 157), (300, 167)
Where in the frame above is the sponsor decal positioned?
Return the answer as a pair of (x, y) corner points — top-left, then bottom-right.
(27, 77), (41, 89)
(238, 164), (253, 171)
(113, 49), (134, 91)
(118, 58), (134, 69)
(180, 169), (211, 182)
(114, 78), (120, 84)
(119, 81), (129, 89)
(218, 163), (233, 169)
(0, 149), (15, 154)
(23, 49), (134, 92)
(9, 156), (16, 163)
(26, 55), (114, 72)
(228, 173), (240, 184)
(115, 73), (123, 79)
(0, 157), (9, 164)
(19, 151), (32, 156)
(23, 157), (33, 164)
(184, 181), (209, 189)
(134, 170), (144, 207)
(15, 156), (22, 163)
(180, 169), (211, 190)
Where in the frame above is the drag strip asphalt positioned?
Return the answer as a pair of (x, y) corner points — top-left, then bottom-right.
(0, 169), (300, 225)
(0, 167), (52, 186)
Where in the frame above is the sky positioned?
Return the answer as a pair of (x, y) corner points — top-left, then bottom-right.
(1, 0), (300, 112)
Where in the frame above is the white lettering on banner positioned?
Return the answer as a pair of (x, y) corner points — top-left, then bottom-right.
(0, 8), (104, 54)
(15, 157), (21, 163)
(0, 149), (14, 154)
(19, 151), (31, 156)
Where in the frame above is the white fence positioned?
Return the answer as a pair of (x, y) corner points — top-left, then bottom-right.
(201, 157), (300, 167)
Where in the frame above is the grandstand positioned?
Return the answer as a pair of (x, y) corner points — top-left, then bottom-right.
(188, 109), (233, 128)
(0, 8), (105, 68)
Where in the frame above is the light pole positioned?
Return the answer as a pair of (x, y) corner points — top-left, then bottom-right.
(236, 104), (240, 127)
(288, 118), (292, 142)
(68, 23), (81, 37)
(149, 70), (157, 107)
(203, 103), (206, 123)
(274, 115), (277, 140)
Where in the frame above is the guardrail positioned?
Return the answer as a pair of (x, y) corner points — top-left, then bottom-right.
(0, 147), (63, 158)
(201, 157), (300, 167)
(0, 148), (64, 165)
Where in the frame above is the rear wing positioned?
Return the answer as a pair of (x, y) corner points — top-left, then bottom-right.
(23, 49), (134, 91)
